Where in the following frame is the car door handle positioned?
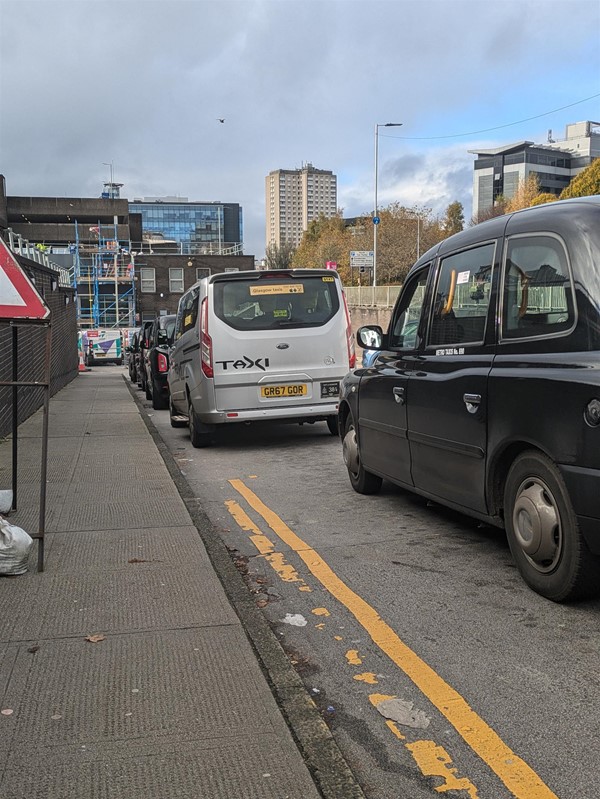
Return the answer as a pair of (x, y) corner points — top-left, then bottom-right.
(463, 393), (481, 414)
(393, 387), (405, 405)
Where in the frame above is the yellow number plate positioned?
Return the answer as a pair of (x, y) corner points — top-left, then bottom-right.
(261, 384), (307, 398)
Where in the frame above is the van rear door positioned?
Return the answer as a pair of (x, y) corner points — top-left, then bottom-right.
(209, 271), (351, 412)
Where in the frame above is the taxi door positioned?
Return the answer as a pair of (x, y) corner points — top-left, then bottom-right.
(357, 266), (431, 488)
(406, 242), (497, 514)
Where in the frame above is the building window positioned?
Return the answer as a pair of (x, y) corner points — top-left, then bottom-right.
(140, 268), (156, 292)
(196, 267), (210, 282)
(169, 267), (184, 293)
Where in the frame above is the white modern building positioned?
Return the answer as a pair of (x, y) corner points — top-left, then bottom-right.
(265, 163), (337, 250)
(470, 120), (600, 217)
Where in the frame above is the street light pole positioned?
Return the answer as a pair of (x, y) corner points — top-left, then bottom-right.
(373, 122), (402, 288)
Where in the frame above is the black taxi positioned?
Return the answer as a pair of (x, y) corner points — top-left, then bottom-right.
(340, 196), (600, 602)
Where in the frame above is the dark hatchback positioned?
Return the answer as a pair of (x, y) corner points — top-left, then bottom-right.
(144, 314), (176, 410)
(340, 196), (600, 602)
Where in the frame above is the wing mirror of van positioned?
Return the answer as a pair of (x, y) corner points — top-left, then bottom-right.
(357, 325), (383, 350)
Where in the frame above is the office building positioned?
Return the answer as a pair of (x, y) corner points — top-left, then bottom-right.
(265, 164), (337, 250)
(129, 197), (243, 255)
(470, 120), (600, 217)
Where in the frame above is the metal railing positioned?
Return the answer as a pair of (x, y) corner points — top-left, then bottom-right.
(344, 285), (401, 308)
(5, 228), (72, 288)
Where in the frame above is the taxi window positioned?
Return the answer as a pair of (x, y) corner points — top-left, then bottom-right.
(501, 236), (574, 339)
(214, 276), (340, 330)
(388, 266), (430, 349)
(428, 243), (494, 347)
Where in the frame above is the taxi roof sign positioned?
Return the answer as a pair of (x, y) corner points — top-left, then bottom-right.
(0, 237), (50, 321)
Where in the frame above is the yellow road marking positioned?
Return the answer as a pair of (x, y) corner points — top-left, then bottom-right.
(229, 478), (558, 799)
(345, 649), (362, 665)
(407, 740), (480, 797)
(353, 672), (378, 684)
(225, 500), (311, 590)
(312, 607), (330, 616)
(369, 695), (478, 795)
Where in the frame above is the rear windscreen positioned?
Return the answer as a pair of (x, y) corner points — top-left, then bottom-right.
(213, 275), (340, 330)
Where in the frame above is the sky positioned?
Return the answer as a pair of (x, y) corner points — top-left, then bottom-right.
(1, 0), (599, 259)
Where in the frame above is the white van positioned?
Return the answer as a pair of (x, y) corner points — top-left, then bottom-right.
(168, 269), (355, 446)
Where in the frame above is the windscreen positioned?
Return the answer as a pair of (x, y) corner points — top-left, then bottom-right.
(213, 275), (340, 330)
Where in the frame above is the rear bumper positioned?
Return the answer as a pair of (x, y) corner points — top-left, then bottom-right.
(195, 402), (339, 425)
(560, 464), (600, 555)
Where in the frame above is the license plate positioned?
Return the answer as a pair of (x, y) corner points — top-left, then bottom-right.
(261, 384), (307, 398)
(320, 381), (340, 398)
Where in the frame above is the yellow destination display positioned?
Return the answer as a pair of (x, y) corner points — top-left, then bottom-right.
(250, 284), (304, 296)
(261, 384), (307, 398)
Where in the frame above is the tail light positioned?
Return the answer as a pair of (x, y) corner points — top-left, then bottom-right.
(157, 353), (168, 373)
(342, 291), (356, 369)
(200, 297), (214, 378)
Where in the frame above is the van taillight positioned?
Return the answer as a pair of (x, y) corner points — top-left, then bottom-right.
(157, 353), (168, 373)
(342, 291), (356, 369)
(200, 297), (213, 378)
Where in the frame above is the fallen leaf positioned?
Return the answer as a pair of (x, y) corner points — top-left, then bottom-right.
(85, 634), (106, 643)
(256, 599), (268, 608)
(1, 709), (14, 716)
(27, 646), (40, 654)
(128, 558), (148, 563)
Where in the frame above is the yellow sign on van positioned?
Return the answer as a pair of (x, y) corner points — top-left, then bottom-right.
(250, 284), (304, 296)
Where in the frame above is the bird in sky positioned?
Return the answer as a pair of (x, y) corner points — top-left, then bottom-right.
(217, 118), (225, 123)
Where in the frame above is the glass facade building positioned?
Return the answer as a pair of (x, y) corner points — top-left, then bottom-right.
(129, 199), (243, 255)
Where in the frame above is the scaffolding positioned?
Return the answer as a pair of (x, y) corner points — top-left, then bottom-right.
(74, 220), (136, 329)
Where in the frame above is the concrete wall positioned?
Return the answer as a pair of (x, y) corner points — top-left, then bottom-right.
(0, 257), (78, 438)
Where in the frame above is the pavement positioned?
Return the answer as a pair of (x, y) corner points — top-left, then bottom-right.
(0, 368), (365, 799)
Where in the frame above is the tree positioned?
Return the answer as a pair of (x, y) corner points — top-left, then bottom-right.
(264, 241), (295, 270)
(529, 193), (558, 207)
(292, 214), (353, 284)
(505, 173), (541, 213)
(470, 196), (508, 226)
(442, 201), (464, 236)
(560, 158), (600, 199)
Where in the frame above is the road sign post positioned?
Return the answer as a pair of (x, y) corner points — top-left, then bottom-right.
(0, 235), (52, 571)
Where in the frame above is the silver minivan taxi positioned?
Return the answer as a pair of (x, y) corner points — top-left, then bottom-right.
(168, 269), (356, 446)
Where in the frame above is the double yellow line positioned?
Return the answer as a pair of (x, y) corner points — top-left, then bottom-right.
(229, 478), (558, 799)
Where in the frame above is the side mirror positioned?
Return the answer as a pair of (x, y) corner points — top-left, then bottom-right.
(357, 325), (383, 350)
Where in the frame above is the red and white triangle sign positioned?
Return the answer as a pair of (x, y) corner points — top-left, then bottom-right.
(0, 237), (50, 320)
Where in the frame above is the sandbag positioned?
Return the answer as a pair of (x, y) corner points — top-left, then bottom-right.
(0, 516), (33, 576)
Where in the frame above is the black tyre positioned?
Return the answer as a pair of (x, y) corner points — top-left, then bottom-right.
(326, 415), (339, 436)
(188, 396), (212, 448)
(169, 397), (187, 428)
(342, 415), (382, 495)
(152, 380), (168, 410)
(145, 378), (152, 400)
(504, 450), (599, 602)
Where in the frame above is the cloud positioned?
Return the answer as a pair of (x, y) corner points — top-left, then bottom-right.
(1, 0), (599, 257)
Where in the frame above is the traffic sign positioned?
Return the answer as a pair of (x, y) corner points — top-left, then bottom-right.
(0, 237), (50, 321)
(372, 216), (380, 225)
(350, 251), (374, 269)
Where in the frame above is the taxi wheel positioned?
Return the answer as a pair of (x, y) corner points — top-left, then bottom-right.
(326, 415), (339, 436)
(188, 396), (212, 448)
(145, 380), (152, 400)
(504, 450), (599, 602)
(343, 416), (382, 495)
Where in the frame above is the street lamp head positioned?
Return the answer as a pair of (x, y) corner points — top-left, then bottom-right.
(384, 123), (403, 127)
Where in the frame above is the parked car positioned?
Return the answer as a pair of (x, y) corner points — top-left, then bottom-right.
(136, 321), (154, 392)
(127, 331), (140, 383)
(339, 196), (600, 602)
(168, 269), (355, 446)
(143, 314), (176, 409)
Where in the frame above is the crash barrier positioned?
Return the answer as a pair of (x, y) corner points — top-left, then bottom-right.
(344, 286), (401, 308)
